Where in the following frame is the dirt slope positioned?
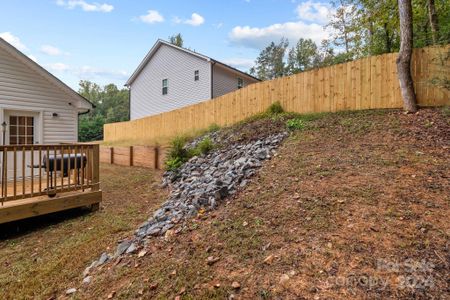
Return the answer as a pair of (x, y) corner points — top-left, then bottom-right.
(77, 108), (449, 299)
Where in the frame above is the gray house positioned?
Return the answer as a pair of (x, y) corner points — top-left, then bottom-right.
(126, 39), (260, 120)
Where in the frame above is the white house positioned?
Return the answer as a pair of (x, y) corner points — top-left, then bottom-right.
(0, 37), (93, 146)
(0, 37), (93, 179)
(126, 39), (260, 120)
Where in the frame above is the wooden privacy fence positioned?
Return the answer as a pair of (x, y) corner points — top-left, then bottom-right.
(100, 145), (168, 169)
(104, 46), (449, 144)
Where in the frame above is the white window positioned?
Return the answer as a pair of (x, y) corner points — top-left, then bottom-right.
(162, 79), (168, 95)
(194, 70), (199, 81)
(238, 78), (244, 89)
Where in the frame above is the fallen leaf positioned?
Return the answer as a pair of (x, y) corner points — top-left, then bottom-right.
(263, 255), (274, 265)
(107, 291), (116, 299)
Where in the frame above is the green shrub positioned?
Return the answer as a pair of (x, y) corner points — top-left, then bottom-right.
(207, 123), (220, 132)
(286, 118), (306, 130)
(165, 136), (216, 170)
(165, 157), (184, 171)
(267, 101), (284, 115)
(197, 137), (214, 154)
(167, 136), (188, 160)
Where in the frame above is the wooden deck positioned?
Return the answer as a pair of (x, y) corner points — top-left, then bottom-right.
(0, 143), (102, 224)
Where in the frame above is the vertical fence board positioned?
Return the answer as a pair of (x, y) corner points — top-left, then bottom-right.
(104, 46), (449, 144)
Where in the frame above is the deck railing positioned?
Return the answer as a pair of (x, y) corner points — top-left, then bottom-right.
(0, 143), (100, 205)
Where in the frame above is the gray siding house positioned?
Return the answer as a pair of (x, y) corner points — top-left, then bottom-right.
(126, 39), (260, 120)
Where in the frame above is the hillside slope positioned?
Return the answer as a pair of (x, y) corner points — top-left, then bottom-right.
(74, 108), (449, 300)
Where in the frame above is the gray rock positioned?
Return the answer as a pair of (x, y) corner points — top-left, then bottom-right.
(97, 252), (109, 266)
(66, 288), (77, 295)
(82, 276), (92, 285)
(125, 243), (138, 254)
(116, 240), (132, 256)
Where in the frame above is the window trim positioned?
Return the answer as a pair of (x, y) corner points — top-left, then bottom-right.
(194, 70), (199, 81)
(162, 78), (168, 95)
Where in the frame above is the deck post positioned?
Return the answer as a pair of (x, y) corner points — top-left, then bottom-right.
(90, 144), (101, 211)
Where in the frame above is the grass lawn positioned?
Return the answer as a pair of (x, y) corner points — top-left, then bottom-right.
(0, 164), (166, 299)
(0, 108), (448, 300)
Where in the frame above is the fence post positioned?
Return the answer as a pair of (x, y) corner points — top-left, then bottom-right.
(130, 146), (134, 166)
(110, 147), (114, 164)
(155, 146), (159, 170)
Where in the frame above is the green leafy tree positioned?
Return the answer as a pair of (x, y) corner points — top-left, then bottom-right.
(78, 80), (129, 142)
(287, 38), (321, 73)
(169, 33), (184, 47)
(250, 39), (289, 80)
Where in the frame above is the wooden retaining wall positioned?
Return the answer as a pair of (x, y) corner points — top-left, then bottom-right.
(104, 46), (449, 144)
(100, 145), (169, 169)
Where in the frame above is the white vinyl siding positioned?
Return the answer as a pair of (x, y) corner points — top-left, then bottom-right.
(0, 45), (79, 143)
(212, 64), (255, 98)
(130, 44), (211, 119)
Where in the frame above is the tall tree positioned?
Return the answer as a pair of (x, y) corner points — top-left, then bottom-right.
(78, 81), (130, 141)
(169, 33), (184, 47)
(427, 0), (439, 44)
(397, 0), (418, 112)
(250, 39), (289, 80)
(287, 38), (320, 74)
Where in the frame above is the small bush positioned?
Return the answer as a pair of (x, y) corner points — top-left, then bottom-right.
(197, 137), (214, 154)
(207, 123), (220, 132)
(286, 118), (306, 130)
(165, 136), (216, 170)
(267, 102), (284, 115)
(167, 136), (188, 160)
(165, 157), (184, 171)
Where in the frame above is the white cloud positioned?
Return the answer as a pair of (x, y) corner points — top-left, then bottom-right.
(46, 62), (70, 72)
(174, 13), (205, 26)
(222, 58), (254, 70)
(139, 10), (165, 24)
(228, 1), (333, 50)
(0, 32), (28, 51)
(229, 21), (329, 49)
(40, 45), (69, 56)
(296, 1), (333, 24)
(46, 63), (128, 81)
(56, 0), (114, 13)
(184, 13), (205, 26)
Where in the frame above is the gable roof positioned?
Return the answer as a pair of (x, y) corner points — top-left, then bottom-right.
(125, 39), (260, 86)
(0, 37), (94, 112)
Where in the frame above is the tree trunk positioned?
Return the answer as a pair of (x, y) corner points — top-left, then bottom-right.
(384, 23), (392, 53)
(397, 0), (418, 113)
(427, 0), (439, 44)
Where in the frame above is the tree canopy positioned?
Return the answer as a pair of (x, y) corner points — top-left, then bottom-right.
(78, 80), (129, 142)
(250, 0), (449, 80)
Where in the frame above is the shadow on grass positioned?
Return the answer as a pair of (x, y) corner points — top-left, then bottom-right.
(0, 207), (93, 240)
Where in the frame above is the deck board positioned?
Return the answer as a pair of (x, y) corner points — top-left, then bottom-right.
(0, 190), (102, 224)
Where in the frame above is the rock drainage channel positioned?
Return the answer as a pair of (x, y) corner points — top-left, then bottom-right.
(80, 131), (288, 286)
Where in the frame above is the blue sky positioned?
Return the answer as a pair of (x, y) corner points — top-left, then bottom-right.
(0, 0), (333, 90)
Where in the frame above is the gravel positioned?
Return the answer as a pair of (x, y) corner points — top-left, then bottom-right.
(86, 127), (288, 277)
